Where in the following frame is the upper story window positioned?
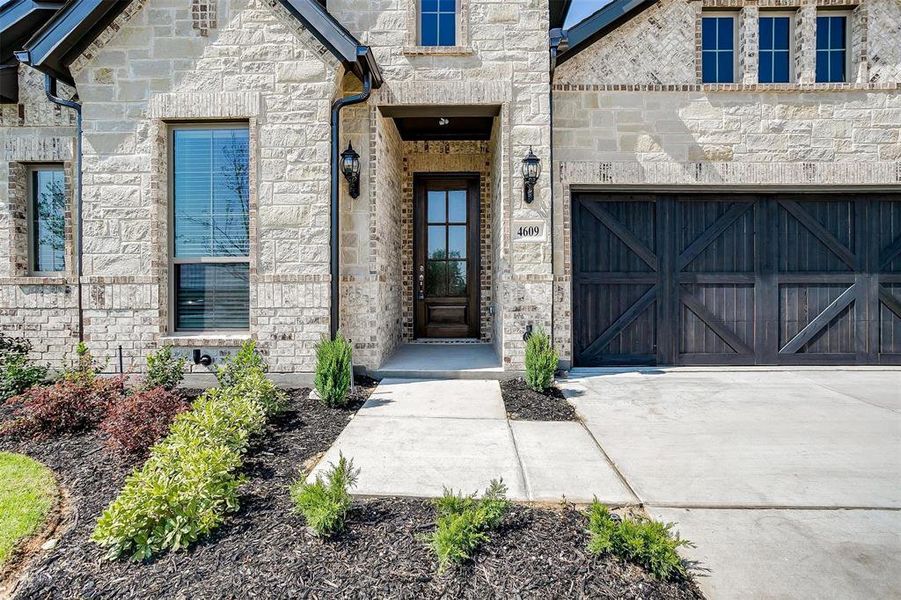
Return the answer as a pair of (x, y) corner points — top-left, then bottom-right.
(28, 166), (66, 275)
(816, 14), (848, 83)
(701, 14), (737, 84)
(171, 125), (250, 332)
(420, 0), (456, 46)
(759, 14), (793, 83)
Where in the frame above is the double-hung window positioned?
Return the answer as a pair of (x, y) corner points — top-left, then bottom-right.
(420, 0), (456, 46)
(759, 14), (793, 83)
(701, 14), (737, 84)
(27, 166), (66, 275)
(816, 13), (848, 83)
(171, 124), (250, 331)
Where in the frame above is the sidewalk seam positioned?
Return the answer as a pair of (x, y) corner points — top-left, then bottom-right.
(576, 415), (643, 506)
(505, 420), (533, 502)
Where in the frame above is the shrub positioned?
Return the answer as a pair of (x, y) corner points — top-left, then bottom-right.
(290, 453), (358, 537)
(524, 327), (558, 392)
(0, 334), (48, 402)
(428, 479), (509, 571)
(99, 387), (189, 455)
(144, 346), (186, 391)
(586, 501), (690, 581)
(216, 340), (267, 388)
(1, 378), (124, 440)
(92, 342), (282, 560)
(313, 334), (352, 408)
(62, 342), (104, 385)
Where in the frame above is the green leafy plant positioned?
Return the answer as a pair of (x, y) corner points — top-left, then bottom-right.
(0, 335), (47, 401)
(92, 343), (282, 561)
(62, 342), (104, 385)
(216, 340), (267, 388)
(313, 334), (352, 408)
(524, 327), (557, 392)
(586, 500), (690, 581)
(145, 346), (186, 391)
(289, 453), (359, 537)
(428, 479), (509, 571)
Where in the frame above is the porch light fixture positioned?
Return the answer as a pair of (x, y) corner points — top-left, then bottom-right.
(340, 141), (361, 198)
(521, 146), (540, 203)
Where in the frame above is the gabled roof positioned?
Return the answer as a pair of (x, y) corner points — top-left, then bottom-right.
(0, 0), (64, 102)
(557, 0), (658, 65)
(550, 0), (573, 29)
(15, 0), (381, 87)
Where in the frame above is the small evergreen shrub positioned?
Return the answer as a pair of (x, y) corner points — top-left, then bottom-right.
(0, 334), (47, 401)
(62, 342), (104, 385)
(92, 343), (282, 560)
(290, 453), (358, 537)
(428, 479), (509, 571)
(216, 340), (267, 388)
(586, 501), (690, 581)
(524, 327), (557, 392)
(99, 387), (189, 455)
(1, 378), (124, 440)
(144, 346), (186, 391)
(313, 334), (352, 408)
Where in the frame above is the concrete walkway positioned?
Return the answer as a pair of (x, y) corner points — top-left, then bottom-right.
(309, 378), (636, 504)
(561, 368), (901, 600)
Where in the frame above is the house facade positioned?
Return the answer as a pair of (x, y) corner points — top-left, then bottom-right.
(0, 0), (899, 375)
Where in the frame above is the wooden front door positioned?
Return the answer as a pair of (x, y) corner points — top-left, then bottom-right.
(414, 174), (480, 338)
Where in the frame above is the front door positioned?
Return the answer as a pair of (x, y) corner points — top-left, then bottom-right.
(414, 174), (480, 338)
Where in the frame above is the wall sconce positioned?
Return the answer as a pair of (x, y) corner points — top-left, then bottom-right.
(340, 141), (360, 199)
(521, 146), (540, 203)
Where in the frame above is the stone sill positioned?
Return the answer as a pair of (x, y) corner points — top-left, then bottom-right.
(159, 333), (253, 347)
(553, 83), (899, 93)
(403, 45), (474, 56)
(0, 276), (76, 286)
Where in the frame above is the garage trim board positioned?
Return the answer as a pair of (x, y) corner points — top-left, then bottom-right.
(571, 193), (901, 367)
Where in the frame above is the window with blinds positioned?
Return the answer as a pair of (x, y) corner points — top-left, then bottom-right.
(171, 125), (250, 331)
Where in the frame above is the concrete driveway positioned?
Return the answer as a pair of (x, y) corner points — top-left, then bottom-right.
(561, 368), (901, 600)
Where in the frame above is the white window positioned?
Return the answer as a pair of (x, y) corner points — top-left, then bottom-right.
(759, 12), (795, 83)
(701, 13), (738, 84)
(27, 165), (66, 275)
(816, 12), (850, 83)
(169, 124), (250, 331)
(420, 0), (456, 46)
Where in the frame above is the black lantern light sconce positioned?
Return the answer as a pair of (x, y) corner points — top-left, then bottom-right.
(340, 141), (361, 199)
(521, 146), (541, 204)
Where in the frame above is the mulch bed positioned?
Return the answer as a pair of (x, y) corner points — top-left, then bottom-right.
(501, 378), (579, 421)
(0, 378), (701, 599)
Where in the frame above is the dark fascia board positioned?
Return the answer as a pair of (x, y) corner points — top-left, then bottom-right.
(16, 0), (382, 88)
(549, 0), (572, 29)
(0, 0), (65, 60)
(557, 0), (658, 65)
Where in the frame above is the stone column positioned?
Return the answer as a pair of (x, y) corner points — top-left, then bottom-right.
(796, 2), (817, 84)
(739, 6), (759, 85)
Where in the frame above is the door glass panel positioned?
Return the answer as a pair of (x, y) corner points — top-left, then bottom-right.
(447, 261), (466, 296)
(447, 225), (466, 259)
(428, 225), (446, 259)
(448, 190), (467, 222)
(427, 190), (446, 223)
(426, 261), (448, 296)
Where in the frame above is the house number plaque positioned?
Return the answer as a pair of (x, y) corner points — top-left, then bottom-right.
(513, 220), (546, 242)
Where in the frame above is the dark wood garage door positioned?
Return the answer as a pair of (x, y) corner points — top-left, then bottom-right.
(572, 193), (901, 366)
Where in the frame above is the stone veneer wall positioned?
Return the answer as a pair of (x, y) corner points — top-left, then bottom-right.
(51, 0), (344, 373)
(551, 0), (901, 366)
(400, 140), (493, 342)
(330, 0), (553, 369)
(0, 65), (78, 363)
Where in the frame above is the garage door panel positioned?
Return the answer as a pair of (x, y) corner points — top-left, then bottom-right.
(572, 194), (901, 367)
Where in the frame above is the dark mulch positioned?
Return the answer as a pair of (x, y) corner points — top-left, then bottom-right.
(0, 379), (701, 600)
(501, 378), (579, 421)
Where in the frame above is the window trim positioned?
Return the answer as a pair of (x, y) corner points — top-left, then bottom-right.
(167, 121), (251, 334)
(815, 10), (852, 84)
(418, 0), (459, 47)
(701, 11), (739, 84)
(26, 163), (67, 276)
(758, 11), (796, 84)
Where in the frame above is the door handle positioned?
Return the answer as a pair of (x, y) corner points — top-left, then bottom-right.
(418, 265), (425, 300)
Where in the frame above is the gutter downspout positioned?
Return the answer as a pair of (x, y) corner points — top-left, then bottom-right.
(548, 28), (567, 359)
(44, 74), (84, 343)
(329, 66), (372, 340)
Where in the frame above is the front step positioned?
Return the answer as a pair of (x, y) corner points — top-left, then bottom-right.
(370, 342), (515, 380)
